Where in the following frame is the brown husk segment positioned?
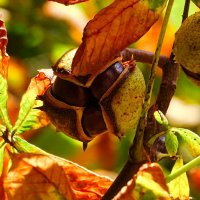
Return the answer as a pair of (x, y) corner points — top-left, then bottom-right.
(100, 64), (134, 138)
(41, 88), (92, 142)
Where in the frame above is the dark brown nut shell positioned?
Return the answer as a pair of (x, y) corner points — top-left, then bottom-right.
(41, 88), (92, 142)
(90, 62), (124, 99)
(52, 77), (90, 107)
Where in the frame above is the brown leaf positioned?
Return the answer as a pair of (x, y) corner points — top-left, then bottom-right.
(72, 0), (166, 77)
(4, 153), (112, 200)
(114, 163), (170, 200)
(48, 0), (88, 6)
(0, 18), (9, 78)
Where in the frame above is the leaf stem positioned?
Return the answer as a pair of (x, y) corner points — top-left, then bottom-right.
(166, 156), (200, 183)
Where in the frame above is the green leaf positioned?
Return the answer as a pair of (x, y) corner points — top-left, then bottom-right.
(192, 0), (200, 8)
(0, 141), (6, 176)
(165, 130), (179, 157)
(154, 110), (169, 128)
(0, 74), (12, 131)
(146, 0), (167, 11)
(13, 136), (47, 154)
(135, 172), (170, 199)
(168, 157), (190, 199)
(172, 128), (200, 162)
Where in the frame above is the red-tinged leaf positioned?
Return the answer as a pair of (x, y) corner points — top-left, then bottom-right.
(4, 153), (113, 200)
(114, 163), (170, 200)
(72, 0), (167, 77)
(12, 71), (53, 134)
(0, 18), (9, 79)
(48, 0), (88, 6)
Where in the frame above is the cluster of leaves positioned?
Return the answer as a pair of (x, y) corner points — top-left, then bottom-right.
(0, 0), (200, 199)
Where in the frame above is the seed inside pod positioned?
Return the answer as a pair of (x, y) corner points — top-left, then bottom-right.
(82, 104), (107, 137)
(90, 62), (124, 99)
(51, 77), (90, 107)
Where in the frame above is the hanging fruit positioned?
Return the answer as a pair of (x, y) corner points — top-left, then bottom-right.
(39, 49), (145, 146)
(173, 12), (200, 86)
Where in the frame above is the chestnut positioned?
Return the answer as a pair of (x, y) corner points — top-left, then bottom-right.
(40, 49), (145, 145)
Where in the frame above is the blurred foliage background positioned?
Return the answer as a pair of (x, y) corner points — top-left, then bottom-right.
(0, 0), (200, 197)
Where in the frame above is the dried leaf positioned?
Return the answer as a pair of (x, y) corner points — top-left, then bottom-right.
(115, 163), (170, 200)
(4, 153), (112, 200)
(12, 71), (51, 135)
(72, 0), (167, 77)
(192, 0), (200, 8)
(0, 19), (9, 79)
(48, 0), (88, 6)
(168, 157), (190, 199)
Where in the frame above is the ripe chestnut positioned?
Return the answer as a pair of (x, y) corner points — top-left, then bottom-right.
(173, 12), (200, 86)
(40, 50), (145, 145)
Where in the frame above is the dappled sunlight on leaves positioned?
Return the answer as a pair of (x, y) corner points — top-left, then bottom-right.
(3, 153), (112, 200)
(72, 0), (167, 77)
(114, 163), (170, 200)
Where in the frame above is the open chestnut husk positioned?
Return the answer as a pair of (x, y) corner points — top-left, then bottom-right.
(39, 49), (145, 145)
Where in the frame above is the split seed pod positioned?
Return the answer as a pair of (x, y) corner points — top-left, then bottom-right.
(173, 12), (200, 85)
(40, 49), (145, 146)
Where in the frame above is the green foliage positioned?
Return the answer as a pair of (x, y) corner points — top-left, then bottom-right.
(0, 141), (6, 175)
(13, 136), (46, 154)
(165, 130), (178, 157)
(168, 157), (190, 199)
(154, 110), (169, 128)
(0, 74), (12, 131)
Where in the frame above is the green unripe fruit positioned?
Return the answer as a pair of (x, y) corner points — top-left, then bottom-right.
(173, 12), (200, 85)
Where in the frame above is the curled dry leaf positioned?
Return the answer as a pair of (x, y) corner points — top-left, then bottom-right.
(114, 163), (170, 200)
(72, 0), (167, 77)
(3, 153), (112, 200)
(0, 18), (9, 79)
(48, 0), (88, 6)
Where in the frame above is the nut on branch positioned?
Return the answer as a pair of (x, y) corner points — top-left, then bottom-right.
(40, 50), (145, 145)
(173, 12), (200, 86)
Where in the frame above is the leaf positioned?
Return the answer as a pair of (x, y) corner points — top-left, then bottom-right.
(72, 0), (167, 77)
(192, 0), (200, 8)
(0, 141), (6, 176)
(13, 136), (47, 154)
(48, 0), (88, 5)
(154, 110), (169, 128)
(168, 157), (190, 199)
(0, 19), (8, 78)
(165, 130), (179, 157)
(114, 163), (170, 200)
(172, 128), (200, 162)
(4, 153), (112, 200)
(0, 20), (12, 131)
(12, 71), (51, 135)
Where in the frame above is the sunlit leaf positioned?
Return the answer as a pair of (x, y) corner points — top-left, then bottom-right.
(165, 130), (179, 157)
(168, 157), (190, 199)
(0, 18), (9, 78)
(154, 110), (169, 128)
(0, 75), (12, 131)
(0, 141), (6, 176)
(48, 0), (88, 5)
(4, 153), (112, 200)
(12, 72), (51, 135)
(114, 163), (170, 200)
(13, 136), (47, 154)
(72, 0), (167, 77)
(172, 128), (200, 162)
(192, 0), (200, 8)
